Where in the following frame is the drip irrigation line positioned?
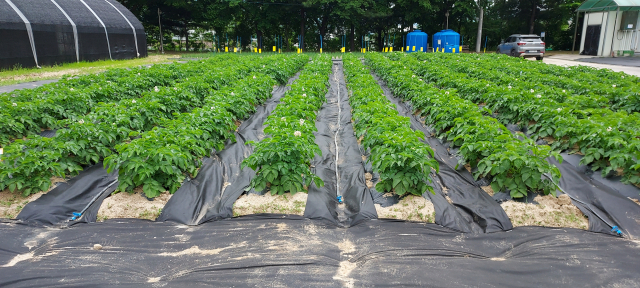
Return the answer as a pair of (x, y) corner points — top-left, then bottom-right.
(333, 60), (341, 200)
(542, 173), (623, 236)
(69, 179), (118, 221)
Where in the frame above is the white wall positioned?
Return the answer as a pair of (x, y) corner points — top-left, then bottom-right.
(580, 10), (640, 56)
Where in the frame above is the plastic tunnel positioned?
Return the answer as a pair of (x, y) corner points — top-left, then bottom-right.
(0, 0), (147, 69)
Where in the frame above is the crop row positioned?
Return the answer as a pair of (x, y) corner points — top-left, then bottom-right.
(460, 53), (640, 113)
(413, 53), (640, 139)
(1, 55), (304, 196)
(242, 55), (332, 195)
(342, 54), (438, 196)
(0, 54), (244, 146)
(366, 53), (562, 198)
(425, 54), (610, 111)
(399, 53), (640, 187)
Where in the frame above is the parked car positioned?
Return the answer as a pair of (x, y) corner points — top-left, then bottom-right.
(497, 34), (545, 60)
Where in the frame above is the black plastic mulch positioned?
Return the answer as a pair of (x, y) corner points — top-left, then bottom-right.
(1, 216), (639, 287)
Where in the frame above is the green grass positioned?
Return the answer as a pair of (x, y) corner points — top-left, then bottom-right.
(0, 52), (179, 87)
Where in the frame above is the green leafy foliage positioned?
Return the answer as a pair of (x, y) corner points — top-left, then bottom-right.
(1, 54), (305, 196)
(0, 54), (242, 146)
(106, 55), (307, 197)
(242, 55), (331, 195)
(342, 55), (438, 197)
(402, 52), (640, 188)
(367, 53), (562, 198)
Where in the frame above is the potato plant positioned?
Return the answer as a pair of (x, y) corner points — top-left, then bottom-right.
(438, 53), (640, 113)
(401, 53), (640, 187)
(106, 55), (306, 197)
(242, 55), (331, 195)
(0, 54), (241, 145)
(1, 55), (303, 196)
(342, 54), (438, 196)
(366, 53), (562, 198)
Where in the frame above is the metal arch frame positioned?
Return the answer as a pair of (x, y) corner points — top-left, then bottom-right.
(4, 0), (40, 68)
(79, 0), (112, 60)
(103, 0), (140, 57)
(50, 0), (79, 63)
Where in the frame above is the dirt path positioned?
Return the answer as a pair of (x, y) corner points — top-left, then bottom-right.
(501, 194), (588, 230)
(233, 193), (307, 216)
(375, 195), (435, 222)
(96, 191), (172, 221)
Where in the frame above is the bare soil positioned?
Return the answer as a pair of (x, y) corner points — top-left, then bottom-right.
(375, 195), (435, 222)
(0, 191), (44, 219)
(481, 185), (495, 196)
(364, 173), (374, 189)
(96, 191), (172, 221)
(0, 176), (65, 219)
(233, 192), (307, 216)
(500, 194), (589, 230)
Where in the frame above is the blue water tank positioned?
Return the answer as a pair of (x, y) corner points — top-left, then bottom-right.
(433, 29), (461, 53)
(405, 30), (428, 53)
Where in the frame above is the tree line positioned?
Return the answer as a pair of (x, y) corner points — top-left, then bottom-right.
(117, 0), (584, 52)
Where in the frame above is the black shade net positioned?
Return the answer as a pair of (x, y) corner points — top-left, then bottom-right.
(0, 0), (146, 69)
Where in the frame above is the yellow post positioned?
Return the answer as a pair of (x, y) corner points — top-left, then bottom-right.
(234, 47), (237, 52)
(279, 48), (281, 53)
(420, 47), (423, 52)
(272, 46), (276, 52)
(390, 47), (393, 52)
(225, 47), (228, 52)
(401, 47), (404, 52)
(459, 46), (462, 53)
(453, 48), (456, 53)
(254, 48), (257, 53)
(412, 46), (415, 51)
(259, 49), (262, 53)
(320, 48), (322, 53)
(406, 46), (409, 51)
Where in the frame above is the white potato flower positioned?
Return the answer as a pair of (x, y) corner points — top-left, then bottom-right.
(12, 103), (17, 107)
(294, 131), (302, 137)
(78, 119), (85, 124)
(299, 119), (305, 125)
(536, 95), (542, 98)
(154, 86), (159, 92)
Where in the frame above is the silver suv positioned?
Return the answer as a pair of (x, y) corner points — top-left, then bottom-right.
(497, 34), (545, 60)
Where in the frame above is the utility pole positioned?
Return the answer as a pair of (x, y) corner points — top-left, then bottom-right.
(475, 1), (484, 53)
(158, 8), (164, 54)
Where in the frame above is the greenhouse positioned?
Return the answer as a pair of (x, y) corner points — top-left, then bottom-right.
(0, 0), (146, 69)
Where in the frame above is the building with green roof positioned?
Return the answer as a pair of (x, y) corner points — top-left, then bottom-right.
(577, 0), (640, 56)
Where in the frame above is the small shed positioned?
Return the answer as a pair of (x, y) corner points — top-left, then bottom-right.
(577, 0), (640, 56)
